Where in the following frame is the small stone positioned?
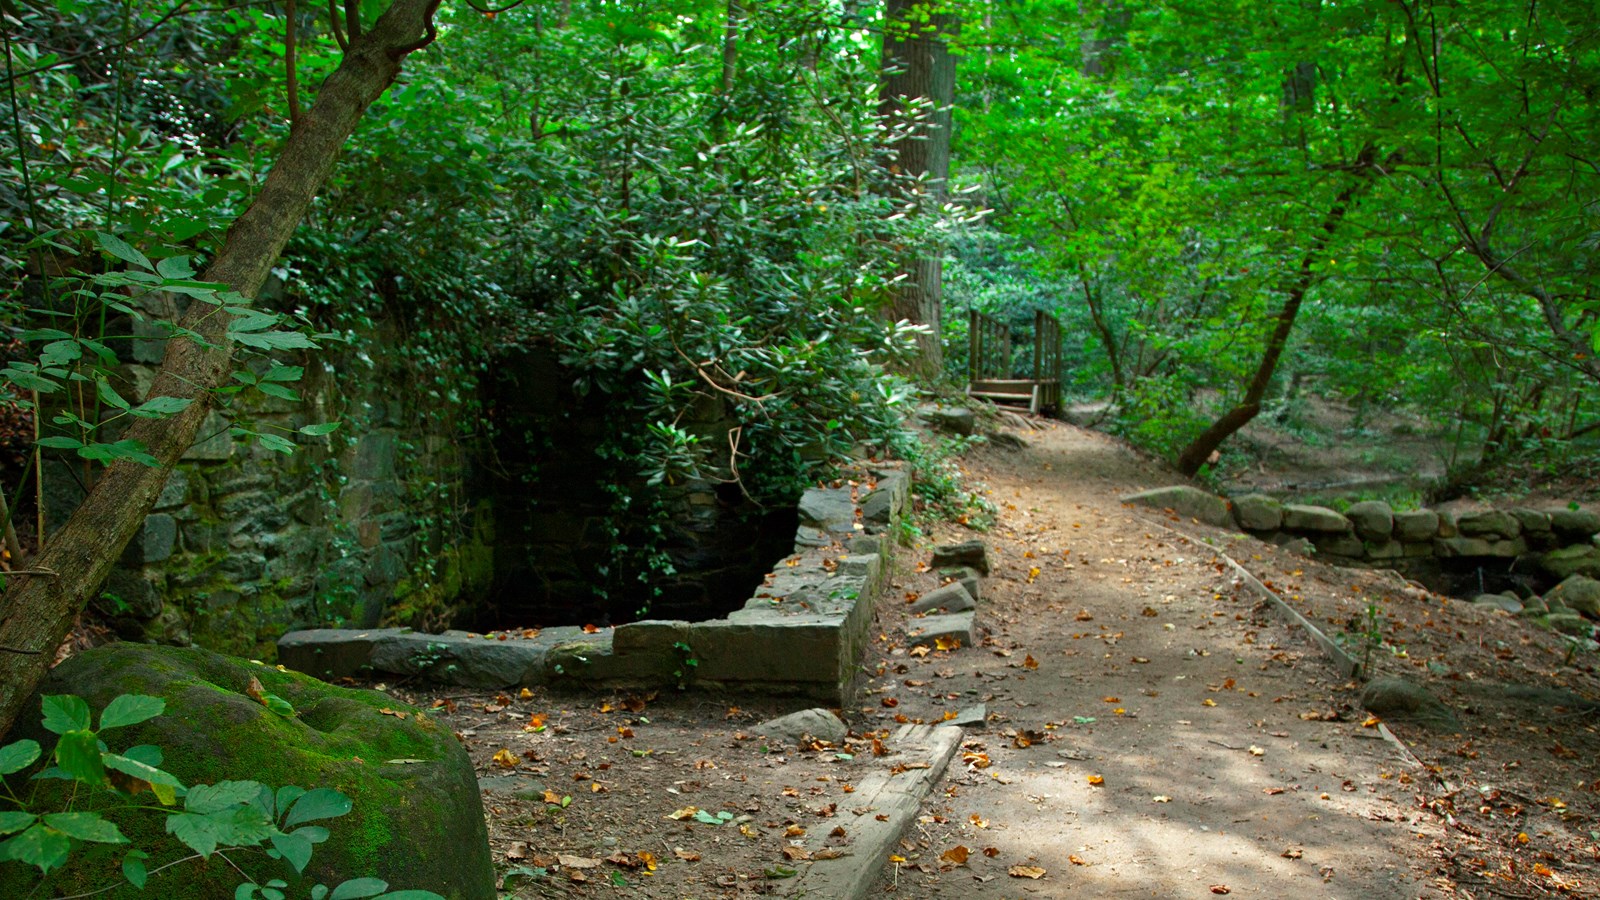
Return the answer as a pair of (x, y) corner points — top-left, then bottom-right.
(1456, 510), (1521, 539)
(1538, 545), (1600, 581)
(930, 540), (990, 575)
(1282, 504), (1352, 534)
(1550, 507), (1600, 541)
(754, 708), (848, 745)
(922, 406), (977, 436)
(1344, 501), (1395, 542)
(1120, 486), (1231, 528)
(1472, 594), (1523, 614)
(1360, 678), (1461, 733)
(908, 583), (976, 614)
(907, 612), (977, 649)
(1546, 576), (1600, 617)
(1229, 494), (1283, 531)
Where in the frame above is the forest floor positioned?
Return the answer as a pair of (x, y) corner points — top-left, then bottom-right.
(400, 418), (1600, 899)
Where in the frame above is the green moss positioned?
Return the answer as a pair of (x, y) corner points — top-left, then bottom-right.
(383, 502), (494, 631)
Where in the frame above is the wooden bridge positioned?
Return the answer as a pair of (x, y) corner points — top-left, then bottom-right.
(965, 310), (1062, 415)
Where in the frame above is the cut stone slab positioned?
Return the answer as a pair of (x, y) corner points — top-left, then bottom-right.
(930, 539), (990, 575)
(798, 485), (858, 533)
(1282, 504), (1352, 533)
(938, 567), (982, 601)
(1394, 509), (1441, 542)
(908, 582), (976, 614)
(754, 708), (849, 745)
(1547, 575), (1600, 617)
(1344, 501), (1395, 542)
(1435, 536), (1528, 559)
(922, 406), (977, 436)
(949, 704), (987, 728)
(907, 611), (977, 650)
(1360, 677), (1462, 733)
(1230, 493), (1283, 531)
(779, 724), (962, 900)
(1120, 485), (1231, 527)
(1510, 508), (1552, 535)
(1313, 533), (1364, 559)
(1473, 593), (1524, 614)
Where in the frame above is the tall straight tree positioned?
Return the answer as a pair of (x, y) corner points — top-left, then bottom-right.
(878, 0), (957, 378)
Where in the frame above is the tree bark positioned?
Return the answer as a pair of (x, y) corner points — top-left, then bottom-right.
(1175, 152), (1375, 477)
(0, 0), (442, 739)
(878, 0), (956, 379)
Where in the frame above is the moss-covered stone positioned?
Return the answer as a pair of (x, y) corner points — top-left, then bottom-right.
(0, 644), (494, 900)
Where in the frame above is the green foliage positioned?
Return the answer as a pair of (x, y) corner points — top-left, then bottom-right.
(889, 428), (995, 531)
(0, 693), (441, 899)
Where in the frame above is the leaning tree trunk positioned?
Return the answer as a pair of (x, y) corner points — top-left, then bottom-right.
(1174, 150), (1376, 477)
(0, 0), (443, 739)
(878, 0), (956, 379)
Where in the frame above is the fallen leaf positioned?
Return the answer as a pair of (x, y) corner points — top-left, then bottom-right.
(1009, 865), (1046, 879)
(1023, 655), (1038, 670)
(1068, 854), (1087, 866)
(506, 841), (528, 860)
(1282, 848), (1303, 859)
(1087, 775), (1104, 786)
(492, 748), (518, 769)
(1210, 885), (1231, 895)
(1248, 746), (1264, 756)
(666, 807), (698, 820)
(782, 847), (812, 861)
(935, 636), (962, 651)
(519, 688), (534, 700)
(673, 848), (701, 861)
(940, 846), (970, 866)
(814, 847), (848, 860)
(1201, 699), (1217, 707)
(1102, 696), (1120, 703)
(982, 847), (1000, 857)
(558, 854), (600, 869)
(1153, 795), (1171, 803)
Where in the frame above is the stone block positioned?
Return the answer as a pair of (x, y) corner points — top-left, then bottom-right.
(930, 540), (990, 575)
(798, 486), (857, 533)
(1394, 510), (1441, 542)
(691, 616), (846, 686)
(612, 619), (692, 655)
(1345, 501), (1395, 542)
(1313, 533), (1364, 558)
(1363, 539), (1404, 560)
(278, 628), (386, 680)
(1546, 614), (1596, 638)
(938, 567), (982, 602)
(1538, 544), (1600, 581)
(1402, 541), (1435, 558)
(1550, 507), (1600, 541)
(1120, 486), (1231, 527)
(908, 582), (975, 614)
(1229, 493), (1283, 531)
(154, 469), (190, 510)
(182, 411), (234, 461)
(1283, 504), (1352, 533)
(1457, 510), (1521, 539)
(1510, 508), (1552, 535)
(755, 708), (848, 745)
(1473, 594), (1523, 614)
(906, 612), (977, 650)
(1435, 536), (1528, 558)
(1547, 576), (1600, 617)
(922, 406), (976, 436)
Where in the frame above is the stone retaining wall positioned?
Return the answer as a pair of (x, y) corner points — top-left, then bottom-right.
(279, 466), (912, 703)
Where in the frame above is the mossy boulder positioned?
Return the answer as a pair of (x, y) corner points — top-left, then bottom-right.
(0, 644), (494, 899)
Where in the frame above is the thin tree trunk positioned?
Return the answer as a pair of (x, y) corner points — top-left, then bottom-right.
(1175, 151), (1375, 477)
(0, 0), (442, 739)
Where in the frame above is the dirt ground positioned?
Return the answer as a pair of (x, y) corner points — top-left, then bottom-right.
(395, 418), (1600, 898)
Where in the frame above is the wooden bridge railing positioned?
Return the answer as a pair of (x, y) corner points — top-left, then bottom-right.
(966, 310), (1062, 415)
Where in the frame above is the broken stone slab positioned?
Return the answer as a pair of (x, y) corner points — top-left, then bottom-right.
(1230, 493), (1283, 531)
(1282, 504), (1352, 533)
(860, 470), (910, 528)
(1344, 501), (1395, 542)
(1472, 593), (1524, 614)
(929, 540), (990, 575)
(921, 406), (976, 436)
(1393, 509), (1441, 542)
(368, 629), (554, 687)
(948, 704), (986, 728)
(1120, 486), (1231, 527)
(906, 612), (976, 650)
(277, 628), (386, 681)
(908, 582), (975, 615)
(1360, 677), (1461, 733)
(939, 567), (982, 602)
(754, 708), (849, 745)
(1509, 508), (1552, 535)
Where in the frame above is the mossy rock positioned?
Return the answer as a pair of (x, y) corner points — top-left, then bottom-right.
(0, 644), (494, 899)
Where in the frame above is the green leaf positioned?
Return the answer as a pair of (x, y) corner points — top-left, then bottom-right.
(235, 883), (257, 900)
(298, 422), (341, 436)
(96, 379), (131, 411)
(78, 439), (160, 467)
(0, 739), (41, 775)
(263, 694), (296, 718)
(166, 804), (274, 857)
(43, 812), (128, 843)
(34, 436), (84, 450)
(283, 788), (352, 828)
(40, 695), (91, 735)
(0, 812), (36, 835)
(55, 730), (106, 785)
(117, 744), (164, 768)
(103, 752), (185, 791)
(130, 396), (194, 418)
(97, 232), (153, 271)
(274, 785), (306, 820)
(329, 877), (389, 899)
(0, 823), (72, 873)
(123, 849), (149, 889)
(156, 255), (195, 279)
(99, 694), (164, 730)
(255, 433), (296, 454)
(230, 330), (319, 351)
(185, 781), (265, 815)
(374, 891), (447, 900)
(256, 382), (301, 401)
(262, 365), (304, 383)
(270, 830), (314, 874)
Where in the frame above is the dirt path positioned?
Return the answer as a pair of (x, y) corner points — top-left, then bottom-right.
(416, 417), (1598, 898)
(864, 421), (1439, 898)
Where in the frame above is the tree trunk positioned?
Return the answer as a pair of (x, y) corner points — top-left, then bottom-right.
(878, 0), (956, 379)
(1175, 152), (1375, 477)
(0, 0), (442, 739)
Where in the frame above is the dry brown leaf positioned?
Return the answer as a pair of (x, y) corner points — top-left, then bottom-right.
(674, 848), (701, 861)
(781, 847), (812, 861)
(1087, 774), (1104, 786)
(940, 846), (970, 866)
(1210, 885), (1231, 894)
(1068, 854), (1087, 866)
(558, 854), (600, 869)
(491, 748), (518, 769)
(1009, 865), (1046, 879)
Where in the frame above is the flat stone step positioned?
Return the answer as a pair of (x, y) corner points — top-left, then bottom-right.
(905, 611), (977, 650)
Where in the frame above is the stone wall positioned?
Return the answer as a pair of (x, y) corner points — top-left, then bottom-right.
(53, 304), (482, 660)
